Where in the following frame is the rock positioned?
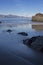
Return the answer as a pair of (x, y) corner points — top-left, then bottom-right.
(23, 36), (38, 46)
(23, 36), (43, 53)
(32, 13), (43, 22)
(40, 47), (43, 53)
(0, 21), (2, 23)
(6, 29), (12, 33)
(18, 32), (28, 36)
(31, 36), (43, 51)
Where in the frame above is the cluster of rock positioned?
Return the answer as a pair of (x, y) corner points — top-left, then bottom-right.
(6, 30), (28, 36)
(32, 13), (43, 22)
(6, 29), (43, 53)
(23, 36), (43, 53)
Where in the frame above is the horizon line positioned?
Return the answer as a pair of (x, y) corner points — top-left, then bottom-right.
(0, 14), (32, 17)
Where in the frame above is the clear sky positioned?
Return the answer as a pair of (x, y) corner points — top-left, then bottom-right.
(0, 0), (43, 16)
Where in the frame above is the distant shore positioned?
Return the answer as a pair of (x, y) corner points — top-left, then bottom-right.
(0, 14), (29, 18)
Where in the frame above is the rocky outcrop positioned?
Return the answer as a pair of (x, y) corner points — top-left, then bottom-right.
(18, 32), (28, 36)
(32, 13), (43, 22)
(23, 36), (43, 53)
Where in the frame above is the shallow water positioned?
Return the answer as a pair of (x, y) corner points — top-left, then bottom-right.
(0, 18), (43, 65)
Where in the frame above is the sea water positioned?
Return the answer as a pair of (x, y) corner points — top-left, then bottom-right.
(0, 17), (43, 65)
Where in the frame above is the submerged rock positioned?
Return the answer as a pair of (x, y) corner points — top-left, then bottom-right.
(6, 29), (12, 33)
(18, 32), (28, 36)
(23, 36), (43, 53)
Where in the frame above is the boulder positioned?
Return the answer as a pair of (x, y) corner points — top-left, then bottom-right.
(23, 36), (43, 53)
(18, 32), (28, 36)
(23, 36), (38, 46)
(40, 47), (43, 53)
(0, 21), (2, 23)
(31, 36), (43, 51)
(6, 29), (12, 33)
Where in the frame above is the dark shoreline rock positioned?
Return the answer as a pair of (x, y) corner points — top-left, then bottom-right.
(18, 32), (28, 36)
(23, 36), (43, 53)
(23, 36), (38, 46)
(40, 47), (43, 53)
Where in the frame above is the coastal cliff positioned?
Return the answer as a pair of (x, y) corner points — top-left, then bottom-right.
(32, 13), (43, 22)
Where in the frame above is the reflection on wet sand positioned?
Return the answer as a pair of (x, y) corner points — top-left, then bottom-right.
(32, 25), (43, 30)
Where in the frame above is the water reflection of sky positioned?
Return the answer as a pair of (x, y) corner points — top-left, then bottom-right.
(0, 23), (43, 38)
(0, 23), (43, 65)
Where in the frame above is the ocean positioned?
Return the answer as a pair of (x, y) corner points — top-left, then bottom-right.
(0, 17), (43, 37)
(0, 17), (43, 65)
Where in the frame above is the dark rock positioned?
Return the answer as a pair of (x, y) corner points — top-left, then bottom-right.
(23, 36), (39, 46)
(0, 21), (2, 23)
(23, 36), (43, 53)
(40, 47), (43, 53)
(18, 32), (28, 36)
(7, 29), (12, 33)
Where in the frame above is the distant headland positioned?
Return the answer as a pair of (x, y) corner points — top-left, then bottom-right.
(32, 13), (43, 22)
(0, 14), (29, 18)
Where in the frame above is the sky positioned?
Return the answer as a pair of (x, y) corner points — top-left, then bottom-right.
(0, 0), (43, 16)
